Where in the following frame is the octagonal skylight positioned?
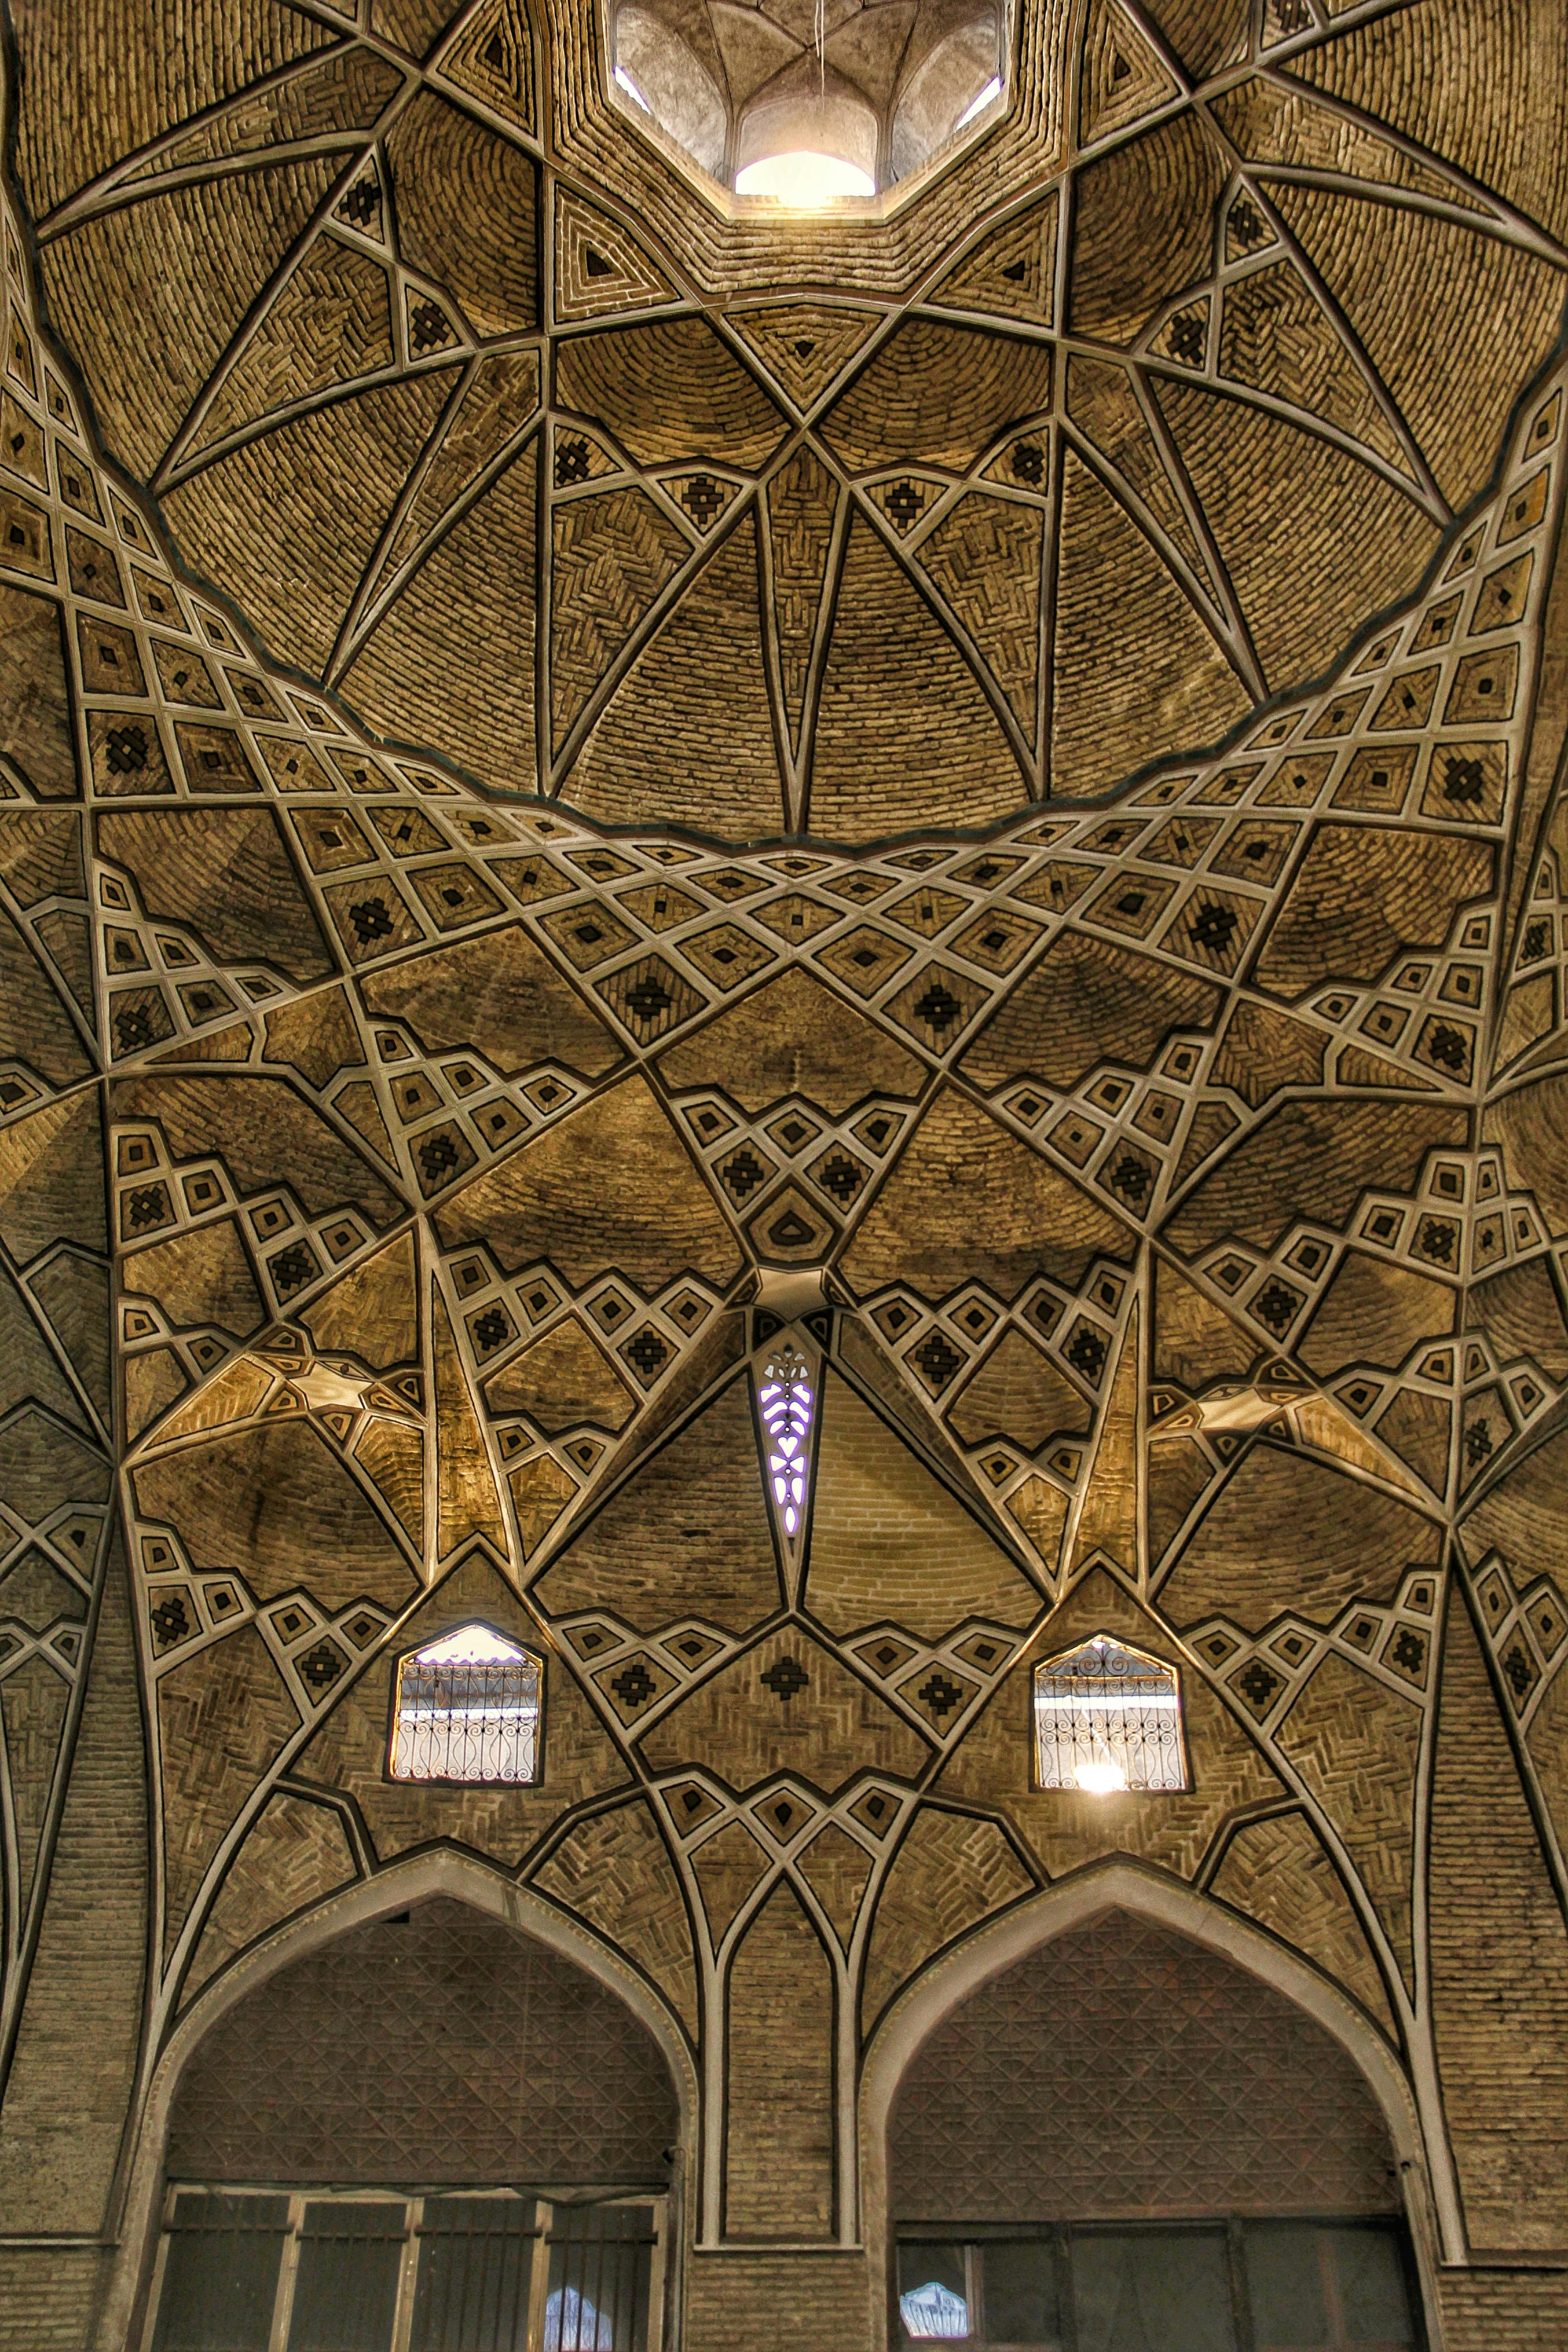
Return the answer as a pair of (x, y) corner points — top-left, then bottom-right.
(609, 0), (1008, 211)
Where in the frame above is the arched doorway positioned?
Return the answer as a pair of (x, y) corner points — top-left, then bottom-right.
(867, 1889), (1436, 2351)
(135, 1892), (686, 2352)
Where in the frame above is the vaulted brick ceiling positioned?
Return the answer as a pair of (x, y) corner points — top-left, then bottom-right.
(4, 0), (1568, 2271)
(10, 0), (1567, 838)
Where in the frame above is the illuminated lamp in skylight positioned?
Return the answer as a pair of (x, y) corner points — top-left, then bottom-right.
(734, 82), (878, 207)
(608, 0), (1007, 211)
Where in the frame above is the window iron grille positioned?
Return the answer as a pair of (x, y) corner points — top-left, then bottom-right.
(291, 2200), (405, 2352)
(146, 2186), (664, 2352)
(546, 2204), (655, 2352)
(895, 2219), (1421, 2350)
(1032, 1634), (1187, 1794)
(389, 1625), (541, 1786)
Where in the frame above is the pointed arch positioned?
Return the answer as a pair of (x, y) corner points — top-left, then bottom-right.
(857, 1860), (1457, 2347)
(102, 1849), (699, 2351)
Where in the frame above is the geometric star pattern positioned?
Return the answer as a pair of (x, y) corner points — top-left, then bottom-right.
(8, 0), (1565, 836)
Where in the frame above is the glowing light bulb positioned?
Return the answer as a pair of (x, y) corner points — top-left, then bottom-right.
(735, 151), (875, 206)
(1074, 1759), (1128, 1795)
(955, 75), (1003, 130)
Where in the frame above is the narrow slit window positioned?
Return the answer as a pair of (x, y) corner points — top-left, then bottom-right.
(1033, 1633), (1188, 1793)
(389, 1625), (541, 1785)
(757, 1342), (814, 1539)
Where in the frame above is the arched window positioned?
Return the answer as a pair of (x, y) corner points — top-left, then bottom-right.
(1032, 1633), (1187, 1793)
(889, 14), (1001, 182)
(735, 73), (879, 201)
(886, 1911), (1421, 2349)
(155, 1901), (676, 2349)
(613, 5), (727, 178)
(389, 1624), (542, 1785)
